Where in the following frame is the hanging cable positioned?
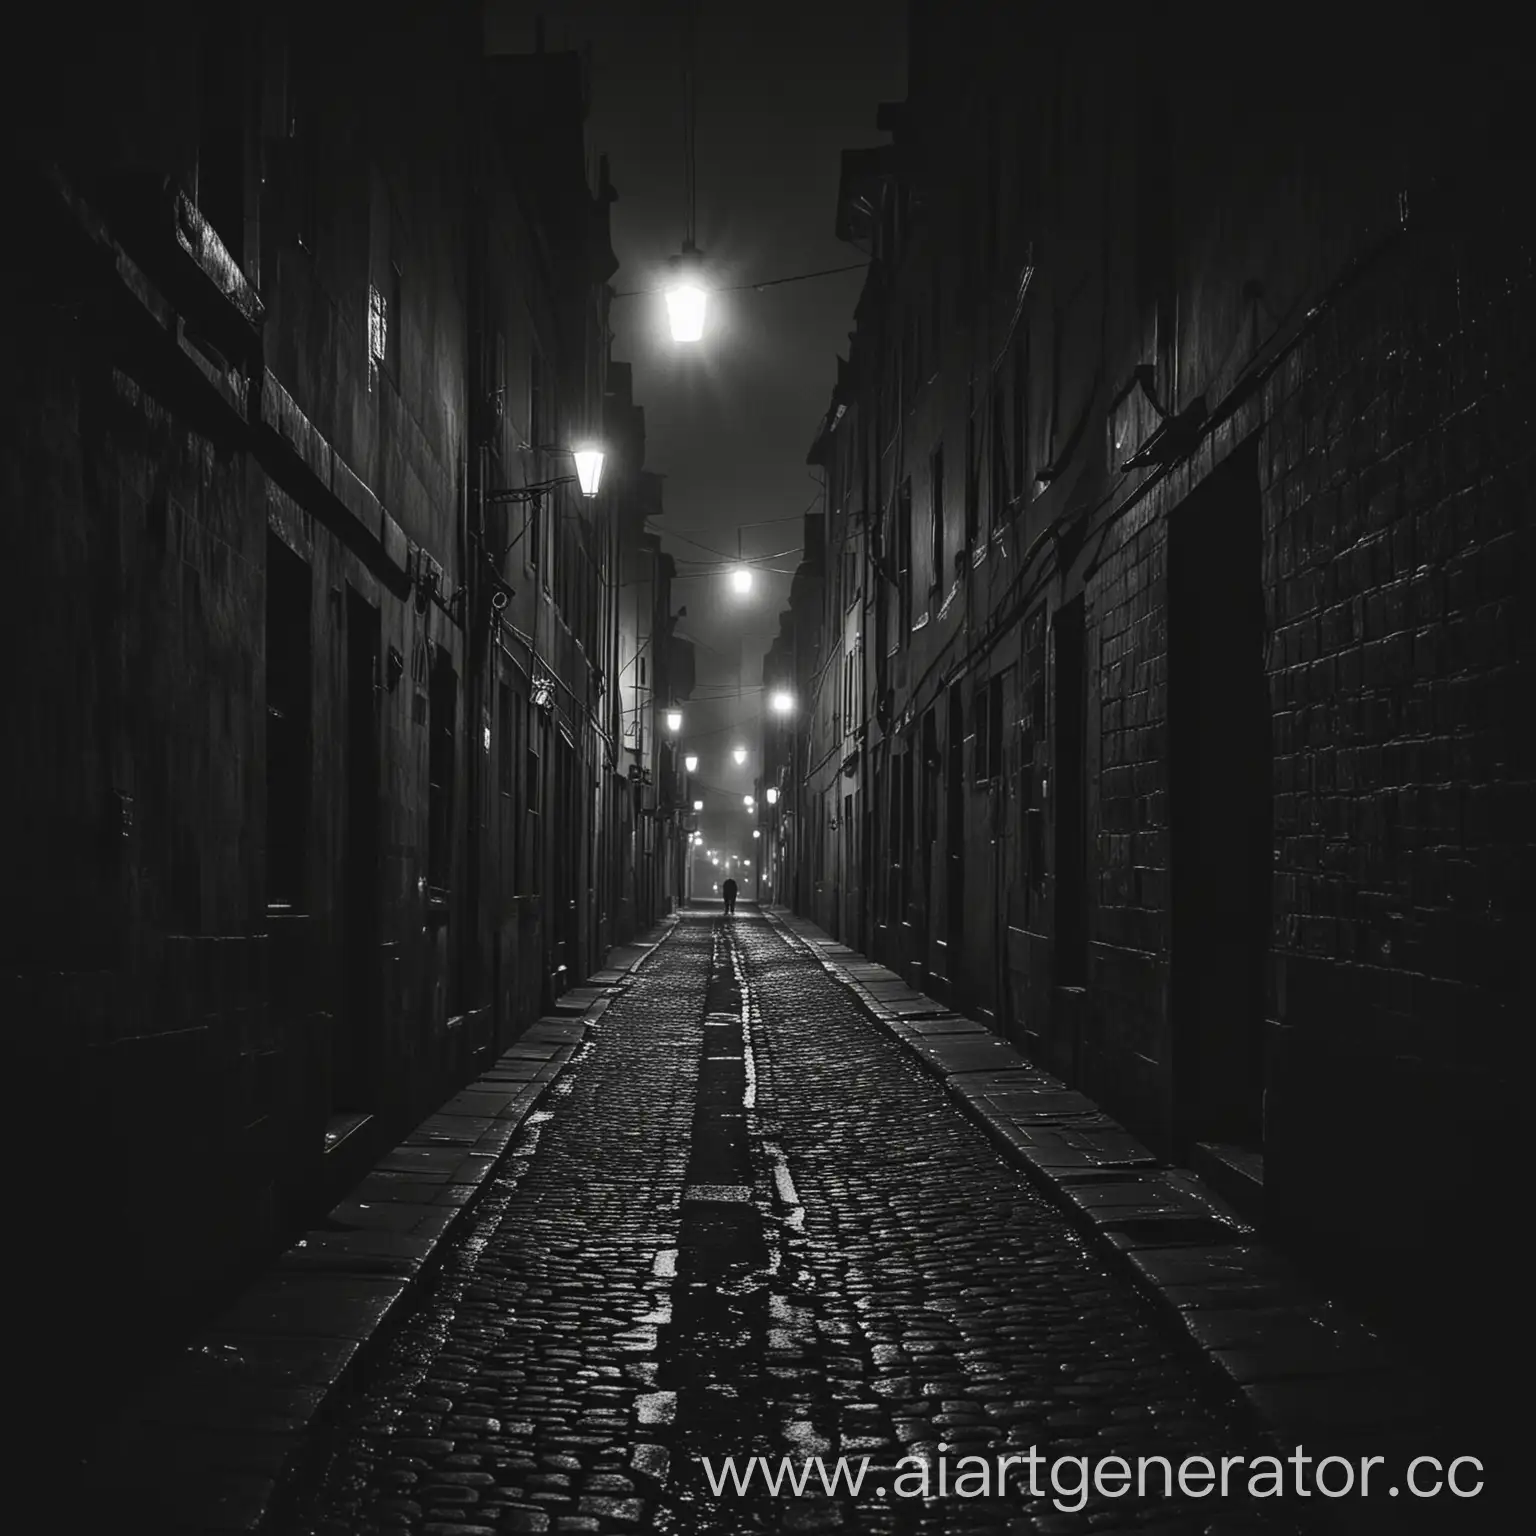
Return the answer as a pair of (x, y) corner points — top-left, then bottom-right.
(612, 260), (869, 299)
(682, 0), (697, 250)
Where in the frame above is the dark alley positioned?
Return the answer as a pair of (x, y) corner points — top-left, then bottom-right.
(1, 2), (1525, 1532)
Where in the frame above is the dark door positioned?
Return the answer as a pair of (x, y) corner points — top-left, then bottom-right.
(1169, 440), (1271, 1152)
(946, 685), (965, 1000)
(338, 590), (381, 1111)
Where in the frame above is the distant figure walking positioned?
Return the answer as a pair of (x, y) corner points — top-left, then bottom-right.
(721, 877), (738, 916)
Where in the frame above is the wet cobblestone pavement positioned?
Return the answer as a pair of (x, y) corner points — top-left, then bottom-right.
(289, 910), (1316, 1535)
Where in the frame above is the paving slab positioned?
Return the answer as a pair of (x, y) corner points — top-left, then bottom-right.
(759, 904), (1438, 1452)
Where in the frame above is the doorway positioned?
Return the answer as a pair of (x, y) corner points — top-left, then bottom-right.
(338, 589), (381, 1113)
(946, 685), (965, 1002)
(1169, 440), (1271, 1156)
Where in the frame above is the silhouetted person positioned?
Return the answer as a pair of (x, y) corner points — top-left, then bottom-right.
(722, 877), (737, 916)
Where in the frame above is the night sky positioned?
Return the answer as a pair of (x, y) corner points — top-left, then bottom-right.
(488, 1), (906, 850)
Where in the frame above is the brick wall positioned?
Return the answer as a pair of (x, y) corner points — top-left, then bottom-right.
(1084, 504), (1172, 1142)
(1261, 189), (1531, 1303)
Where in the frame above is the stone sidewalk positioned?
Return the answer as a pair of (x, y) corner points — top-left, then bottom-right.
(78, 925), (675, 1533)
(758, 907), (1442, 1460)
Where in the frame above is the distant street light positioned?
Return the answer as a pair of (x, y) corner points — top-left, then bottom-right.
(770, 689), (795, 714)
(684, 754), (699, 773)
(732, 746), (747, 766)
(766, 787), (779, 805)
(729, 566), (754, 595)
(666, 710), (682, 732)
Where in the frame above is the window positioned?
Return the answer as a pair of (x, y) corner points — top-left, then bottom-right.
(498, 681), (513, 796)
(369, 201), (403, 385)
(973, 674), (1005, 784)
(368, 282), (388, 372)
(492, 329), (507, 423)
(930, 255), (942, 376)
(529, 347), (545, 452)
(387, 258), (402, 376)
(964, 389), (979, 550)
(427, 651), (456, 896)
(526, 706), (540, 814)
(265, 533), (311, 910)
(929, 446), (944, 597)
(1011, 326), (1029, 508)
(990, 387), (1009, 529)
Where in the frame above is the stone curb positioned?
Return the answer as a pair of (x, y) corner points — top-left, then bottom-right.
(758, 906), (1441, 1458)
(85, 920), (677, 1533)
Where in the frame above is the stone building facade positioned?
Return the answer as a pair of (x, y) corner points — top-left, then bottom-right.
(4, 1), (670, 1413)
(768, 4), (1528, 1327)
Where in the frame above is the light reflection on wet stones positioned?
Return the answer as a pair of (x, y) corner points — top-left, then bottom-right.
(285, 913), (1317, 1535)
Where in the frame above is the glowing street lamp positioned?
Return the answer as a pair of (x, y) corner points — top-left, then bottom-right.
(770, 689), (795, 715)
(572, 445), (605, 497)
(766, 787), (779, 806)
(684, 754), (699, 773)
(732, 746), (747, 766)
(665, 710), (682, 732)
(664, 247), (708, 343)
(729, 566), (754, 595)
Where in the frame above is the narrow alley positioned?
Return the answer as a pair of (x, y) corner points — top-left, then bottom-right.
(283, 908), (1306, 1535)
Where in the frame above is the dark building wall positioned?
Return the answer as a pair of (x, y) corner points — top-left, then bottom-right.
(2, 1), (650, 1425)
(790, 5), (1527, 1322)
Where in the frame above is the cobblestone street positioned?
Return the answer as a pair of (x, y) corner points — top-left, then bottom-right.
(285, 909), (1320, 1536)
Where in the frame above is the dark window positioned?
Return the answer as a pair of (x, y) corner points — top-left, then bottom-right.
(1011, 327), (1029, 508)
(929, 446), (944, 596)
(427, 651), (456, 895)
(964, 388), (979, 550)
(526, 709), (540, 814)
(930, 255), (942, 373)
(1053, 597), (1087, 985)
(983, 101), (999, 278)
(498, 680), (513, 796)
(387, 257), (402, 378)
(988, 675), (1005, 779)
(990, 387), (1009, 528)
(265, 533), (311, 910)
(529, 348), (545, 451)
(974, 674), (1005, 784)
